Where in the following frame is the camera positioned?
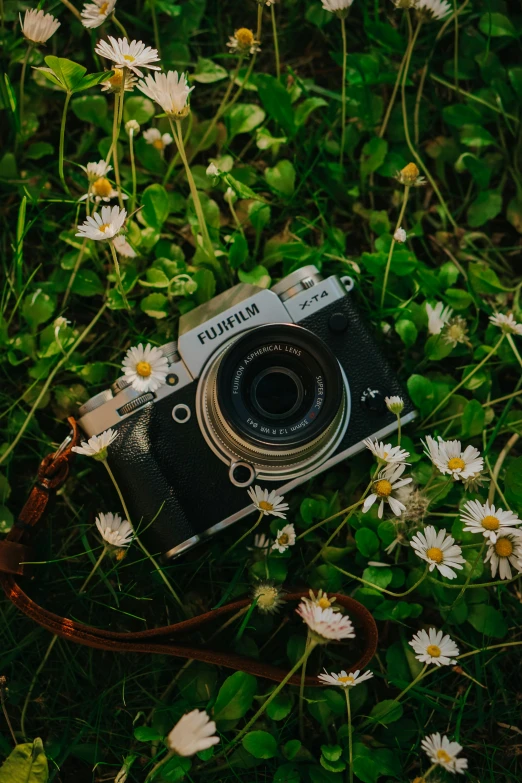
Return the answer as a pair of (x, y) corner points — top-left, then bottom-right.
(77, 266), (416, 558)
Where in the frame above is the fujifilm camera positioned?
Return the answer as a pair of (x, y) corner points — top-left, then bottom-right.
(78, 266), (416, 559)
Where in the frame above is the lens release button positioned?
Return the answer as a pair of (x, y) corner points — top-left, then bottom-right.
(360, 387), (386, 413)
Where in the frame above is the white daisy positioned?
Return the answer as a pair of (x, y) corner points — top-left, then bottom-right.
(271, 524), (296, 553)
(393, 227), (407, 243)
(318, 669), (373, 688)
(423, 436), (484, 481)
(167, 710), (219, 757)
(81, 0), (117, 29)
(72, 428), (117, 460)
(415, 0), (452, 21)
(121, 343), (169, 393)
(321, 0), (354, 16)
(489, 312), (522, 336)
(363, 438), (410, 464)
(247, 486), (289, 518)
(301, 589), (339, 612)
(143, 127), (173, 153)
(409, 628), (460, 666)
(421, 733), (468, 775)
(79, 176), (123, 204)
(252, 582), (285, 614)
(20, 9), (60, 44)
(296, 601), (355, 644)
(95, 511), (133, 548)
(362, 463), (413, 519)
(94, 36), (161, 78)
(484, 532), (522, 581)
(100, 68), (137, 93)
(460, 499), (521, 543)
(81, 160), (112, 182)
(384, 395), (404, 414)
(226, 28), (261, 55)
(410, 525), (465, 580)
(391, 0), (417, 9)
(112, 235), (136, 258)
(426, 301), (453, 335)
(137, 71), (193, 117)
(76, 205), (127, 241)
(442, 316), (470, 348)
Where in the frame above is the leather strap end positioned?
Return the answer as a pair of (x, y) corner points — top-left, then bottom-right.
(0, 541), (35, 576)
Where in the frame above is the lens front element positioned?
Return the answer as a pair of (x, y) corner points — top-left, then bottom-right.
(251, 367), (304, 420)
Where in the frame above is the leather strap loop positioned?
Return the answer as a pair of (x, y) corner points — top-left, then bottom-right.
(0, 418), (378, 685)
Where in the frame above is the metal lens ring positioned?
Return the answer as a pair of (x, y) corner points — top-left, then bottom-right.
(217, 324), (343, 448)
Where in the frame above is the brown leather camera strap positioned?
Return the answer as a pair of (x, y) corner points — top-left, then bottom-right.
(0, 418), (378, 686)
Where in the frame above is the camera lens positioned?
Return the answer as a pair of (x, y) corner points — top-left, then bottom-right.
(251, 367), (304, 420)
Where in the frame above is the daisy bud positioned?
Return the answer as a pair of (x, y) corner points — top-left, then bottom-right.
(252, 582), (285, 614)
(125, 119), (140, 136)
(384, 395), (404, 415)
(227, 28), (261, 56)
(393, 227), (407, 243)
(206, 162), (220, 178)
(396, 162), (425, 187)
(20, 9), (60, 45)
(224, 186), (237, 204)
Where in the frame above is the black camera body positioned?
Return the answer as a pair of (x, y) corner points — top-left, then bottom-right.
(78, 266), (415, 558)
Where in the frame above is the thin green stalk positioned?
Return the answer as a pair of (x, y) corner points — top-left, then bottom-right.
(223, 511), (264, 557)
(0, 302), (107, 466)
(170, 118), (216, 263)
(507, 332), (522, 371)
(339, 16), (347, 166)
(423, 763), (438, 780)
(20, 635), (59, 739)
(396, 413), (402, 446)
(378, 50), (407, 139)
(380, 185), (410, 308)
(15, 195), (26, 296)
(102, 460), (185, 612)
(345, 688), (353, 783)
(361, 664), (430, 729)
(271, 4), (280, 80)
(430, 73), (519, 124)
(19, 44), (33, 134)
(0, 681), (16, 745)
(144, 750), (175, 783)
(149, 0), (161, 59)
(59, 91), (72, 195)
(256, 3), (263, 42)
(422, 334), (505, 424)
(331, 563), (430, 597)
(60, 0), (82, 20)
(129, 128), (137, 213)
(445, 542), (486, 617)
(457, 640), (522, 660)
(109, 240), (130, 310)
(79, 546), (108, 593)
(112, 13), (129, 38)
(298, 634), (311, 741)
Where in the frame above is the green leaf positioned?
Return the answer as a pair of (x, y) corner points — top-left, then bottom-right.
(249, 202), (271, 232)
(133, 726), (162, 742)
(140, 293), (169, 319)
(0, 738), (48, 783)
(213, 671), (257, 722)
(505, 456), (522, 514)
(321, 745), (342, 762)
(368, 699), (403, 725)
(71, 270), (104, 297)
(192, 268), (216, 304)
(265, 160), (296, 198)
(193, 57), (228, 83)
(467, 604), (507, 638)
(142, 184), (170, 229)
(467, 190), (502, 228)
(273, 763), (300, 783)
(360, 136), (388, 178)
(461, 399), (485, 438)
(227, 103), (266, 139)
(355, 528), (379, 557)
(242, 730), (278, 759)
(406, 374), (434, 415)
(395, 319), (417, 347)
(479, 12), (517, 38)
(362, 566), (393, 589)
(294, 97), (327, 127)
(43, 56), (87, 91)
(228, 233), (249, 269)
(123, 95), (156, 124)
(256, 73), (296, 137)
(468, 262), (506, 295)
(443, 104), (482, 127)
(22, 291), (55, 330)
(266, 690), (292, 721)
(26, 142), (54, 160)
(238, 265), (271, 289)
(76, 71), (113, 92)
(71, 95), (108, 126)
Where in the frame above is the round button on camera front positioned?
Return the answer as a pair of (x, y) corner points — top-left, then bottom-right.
(360, 388), (386, 413)
(172, 403), (191, 423)
(329, 312), (349, 333)
(229, 461), (256, 488)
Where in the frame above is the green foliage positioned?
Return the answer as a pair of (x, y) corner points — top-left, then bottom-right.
(0, 739), (48, 783)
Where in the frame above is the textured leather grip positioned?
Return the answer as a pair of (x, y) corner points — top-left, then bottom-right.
(0, 419), (378, 685)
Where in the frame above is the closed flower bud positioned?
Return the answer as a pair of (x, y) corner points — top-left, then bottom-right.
(125, 119), (140, 135)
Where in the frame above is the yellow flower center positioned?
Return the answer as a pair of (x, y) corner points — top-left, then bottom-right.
(136, 361), (152, 377)
(337, 675), (355, 684)
(109, 68), (123, 86)
(495, 538), (513, 557)
(436, 749), (452, 764)
(482, 515), (500, 531)
(426, 546), (443, 563)
(92, 177), (113, 197)
(318, 597), (331, 609)
(446, 324), (465, 342)
(278, 533), (289, 545)
(98, 223), (110, 233)
(426, 644), (441, 658)
(98, 1), (109, 13)
(447, 457), (465, 471)
(400, 162), (420, 183)
(235, 28), (255, 47)
(123, 54), (135, 62)
(257, 587), (278, 608)
(382, 451), (388, 459)
(152, 138), (165, 150)
(259, 500), (273, 511)
(374, 479), (393, 497)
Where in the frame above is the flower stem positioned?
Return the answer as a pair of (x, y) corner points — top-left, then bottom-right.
(345, 688), (353, 783)
(144, 750), (175, 783)
(112, 13), (129, 38)
(109, 240), (130, 310)
(129, 129), (137, 213)
(378, 49), (407, 139)
(380, 185), (410, 309)
(422, 334), (505, 424)
(223, 511), (264, 557)
(170, 118), (216, 263)
(149, 0), (161, 59)
(361, 664), (429, 729)
(102, 460), (185, 612)
(298, 634), (311, 741)
(256, 3), (263, 42)
(340, 16), (347, 167)
(59, 0), (82, 20)
(330, 563), (429, 597)
(59, 91), (72, 195)
(271, 4), (281, 80)
(79, 546), (108, 593)
(20, 635), (59, 739)
(19, 44), (33, 135)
